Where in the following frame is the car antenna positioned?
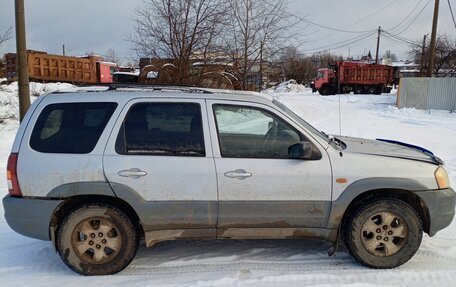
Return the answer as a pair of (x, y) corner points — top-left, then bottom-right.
(337, 63), (343, 157)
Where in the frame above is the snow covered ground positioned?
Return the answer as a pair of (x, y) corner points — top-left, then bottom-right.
(0, 83), (456, 286)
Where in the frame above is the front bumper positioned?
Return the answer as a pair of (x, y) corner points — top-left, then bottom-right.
(3, 195), (63, 241)
(416, 188), (456, 236)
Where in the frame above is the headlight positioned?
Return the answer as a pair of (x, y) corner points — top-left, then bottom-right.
(435, 166), (450, 189)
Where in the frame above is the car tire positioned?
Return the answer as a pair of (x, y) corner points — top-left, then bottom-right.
(57, 203), (139, 275)
(344, 198), (422, 269)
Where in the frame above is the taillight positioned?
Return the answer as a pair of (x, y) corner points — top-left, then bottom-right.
(7, 153), (22, 197)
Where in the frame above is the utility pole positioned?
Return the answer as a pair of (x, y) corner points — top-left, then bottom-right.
(420, 34), (427, 77)
(427, 0), (440, 77)
(15, 0), (30, 121)
(375, 26), (381, 64)
(62, 44), (65, 56)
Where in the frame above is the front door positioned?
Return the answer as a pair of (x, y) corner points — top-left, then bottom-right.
(207, 101), (332, 237)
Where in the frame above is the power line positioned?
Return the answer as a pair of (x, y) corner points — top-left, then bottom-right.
(301, 32), (374, 53)
(386, 0), (425, 32)
(383, 33), (414, 47)
(287, 11), (376, 34)
(307, 0), (398, 45)
(447, 0), (456, 29)
(301, 31), (377, 54)
(383, 31), (416, 45)
(262, 0), (377, 37)
(393, 0), (432, 35)
(345, 0), (398, 28)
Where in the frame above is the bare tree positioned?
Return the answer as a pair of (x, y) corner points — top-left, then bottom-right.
(0, 27), (13, 78)
(383, 50), (398, 62)
(275, 47), (343, 85)
(105, 49), (121, 65)
(409, 34), (456, 76)
(278, 46), (316, 84)
(223, 0), (297, 90)
(130, 0), (227, 84)
(0, 27), (12, 48)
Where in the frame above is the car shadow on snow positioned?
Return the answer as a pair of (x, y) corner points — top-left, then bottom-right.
(123, 238), (359, 275)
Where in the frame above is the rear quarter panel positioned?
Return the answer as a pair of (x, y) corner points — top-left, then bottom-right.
(16, 94), (125, 197)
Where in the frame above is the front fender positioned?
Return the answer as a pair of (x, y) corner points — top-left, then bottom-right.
(327, 177), (430, 229)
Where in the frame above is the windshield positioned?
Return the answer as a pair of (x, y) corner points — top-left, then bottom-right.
(272, 99), (328, 143)
(317, 71), (325, 79)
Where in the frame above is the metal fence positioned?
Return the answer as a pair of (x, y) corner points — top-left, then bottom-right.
(397, 77), (456, 110)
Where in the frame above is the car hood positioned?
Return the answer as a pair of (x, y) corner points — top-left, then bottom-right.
(338, 136), (443, 165)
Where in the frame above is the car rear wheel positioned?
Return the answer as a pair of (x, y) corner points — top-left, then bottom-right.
(344, 198), (422, 268)
(57, 204), (139, 275)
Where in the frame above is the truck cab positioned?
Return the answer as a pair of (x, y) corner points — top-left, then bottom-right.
(96, 62), (119, 83)
(313, 68), (335, 95)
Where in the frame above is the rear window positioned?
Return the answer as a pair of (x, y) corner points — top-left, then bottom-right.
(30, 102), (117, 153)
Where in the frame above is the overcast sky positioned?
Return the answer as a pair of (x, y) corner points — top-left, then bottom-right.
(1, 0), (455, 63)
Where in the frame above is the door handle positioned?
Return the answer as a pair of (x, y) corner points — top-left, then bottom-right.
(117, 168), (147, 179)
(224, 169), (252, 180)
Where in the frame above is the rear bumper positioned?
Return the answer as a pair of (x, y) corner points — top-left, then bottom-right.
(3, 195), (63, 241)
(416, 188), (456, 236)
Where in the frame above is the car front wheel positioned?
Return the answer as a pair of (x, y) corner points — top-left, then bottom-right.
(57, 203), (139, 275)
(344, 198), (423, 268)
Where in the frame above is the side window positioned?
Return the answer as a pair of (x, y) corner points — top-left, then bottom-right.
(109, 66), (117, 76)
(213, 104), (301, 159)
(30, 102), (117, 153)
(116, 102), (205, 157)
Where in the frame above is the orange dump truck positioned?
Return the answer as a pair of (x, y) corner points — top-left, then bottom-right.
(312, 61), (397, 95)
(5, 50), (118, 84)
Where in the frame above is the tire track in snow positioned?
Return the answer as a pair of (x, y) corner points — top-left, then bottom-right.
(123, 249), (456, 276)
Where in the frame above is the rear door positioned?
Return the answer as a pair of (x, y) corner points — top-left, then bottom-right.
(206, 100), (332, 237)
(103, 98), (218, 233)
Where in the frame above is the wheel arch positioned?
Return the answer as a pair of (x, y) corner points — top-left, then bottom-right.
(338, 189), (430, 238)
(50, 194), (143, 248)
(328, 178), (432, 238)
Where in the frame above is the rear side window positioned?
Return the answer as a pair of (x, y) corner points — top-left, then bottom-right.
(30, 102), (117, 153)
(115, 102), (205, 156)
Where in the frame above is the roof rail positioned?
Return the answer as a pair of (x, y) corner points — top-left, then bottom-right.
(105, 83), (214, 94)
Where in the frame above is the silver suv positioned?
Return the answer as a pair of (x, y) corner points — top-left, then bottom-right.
(3, 86), (455, 275)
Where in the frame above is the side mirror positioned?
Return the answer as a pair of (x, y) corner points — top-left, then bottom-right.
(288, 141), (321, 160)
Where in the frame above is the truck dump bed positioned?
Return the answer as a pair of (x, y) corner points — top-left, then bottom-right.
(5, 50), (100, 83)
(339, 62), (394, 85)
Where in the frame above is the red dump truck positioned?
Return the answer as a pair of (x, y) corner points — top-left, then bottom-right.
(311, 61), (397, 95)
(5, 50), (118, 84)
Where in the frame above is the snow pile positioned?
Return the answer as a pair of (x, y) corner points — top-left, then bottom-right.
(0, 89), (19, 120)
(3, 81), (75, 96)
(0, 82), (75, 120)
(263, 79), (312, 94)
